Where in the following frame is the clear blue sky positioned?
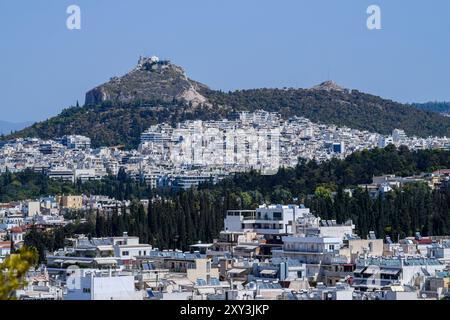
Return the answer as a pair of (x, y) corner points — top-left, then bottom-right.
(1, 0), (450, 122)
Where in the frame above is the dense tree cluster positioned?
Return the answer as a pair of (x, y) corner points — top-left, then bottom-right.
(223, 145), (450, 197)
(0, 169), (79, 202)
(413, 101), (450, 114)
(306, 184), (450, 241)
(0, 168), (155, 203)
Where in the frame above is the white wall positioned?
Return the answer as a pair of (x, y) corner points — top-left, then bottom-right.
(224, 216), (243, 232)
(92, 276), (142, 300)
(65, 275), (143, 300)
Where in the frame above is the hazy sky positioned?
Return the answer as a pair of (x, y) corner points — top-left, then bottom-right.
(1, 0), (450, 122)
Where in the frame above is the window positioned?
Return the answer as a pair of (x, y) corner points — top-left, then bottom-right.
(83, 288), (91, 293)
(273, 212), (282, 220)
(122, 251), (129, 256)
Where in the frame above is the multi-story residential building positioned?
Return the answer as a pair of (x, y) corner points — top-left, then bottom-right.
(0, 241), (12, 263)
(47, 167), (75, 183)
(46, 233), (152, 269)
(428, 242), (450, 263)
(351, 256), (445, 291)
(61, 135), (91, 150)
(272, 236), (345, 280)
(64, 270), (144, 300)
(392, 129), (407, 143)
(24, 201), (40, 217)
(186, 258), (220, 285)
(60, 195), (83, 210)
(224, 204), (309, 237)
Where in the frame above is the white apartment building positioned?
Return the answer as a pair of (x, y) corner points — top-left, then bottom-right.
(428, 242), (450, 263)
(352, 256), (445, 291)
(64, 270), (143, 300)
(272, 236), (344, 279)
(169, 122), (280, 171)
(186, 258), (220, 285)
(61, 135), (91, 150)
(224, 204), (309, 238)
(392, 129), (407, 143)
(24, 201), (40, 217)
(273, 236), (343, 262)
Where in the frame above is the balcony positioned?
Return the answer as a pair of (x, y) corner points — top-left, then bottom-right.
(226, 210), (284, 223)
(242, 219), (284, 224)
(243, 228), (286, 235)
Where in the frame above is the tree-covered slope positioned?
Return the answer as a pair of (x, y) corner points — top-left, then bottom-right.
(413, 101), (450, 115)
(202, 85), (450, 137)
(5, 57), (450, 148)
(7, 101), (228, 149)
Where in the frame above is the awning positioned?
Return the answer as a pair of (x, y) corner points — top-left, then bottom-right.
(353, 267), (365, 273)
(363, 267), (380, 274)
(227, 268), (246, 275)
(96, 246), (114, 251)
(171, 278), (194, 286)
(389, 285), (404, 292)
(380, 268), (401, 275)
(260, 269), (277, 275)
(95, 259), (117, 265)
(63, 259), (92, 265)
(235, 245), (259, 251)
(197, 288), (216, 295)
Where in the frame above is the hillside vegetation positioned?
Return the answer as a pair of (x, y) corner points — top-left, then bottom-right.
(413, 101), (450, 114)
(203, 87), (450, 137)
(5, 58), (450, 148)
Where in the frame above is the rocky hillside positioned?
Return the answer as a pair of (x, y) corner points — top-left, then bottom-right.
(85, 56), (209, 107)
(6, 56), (450, 148)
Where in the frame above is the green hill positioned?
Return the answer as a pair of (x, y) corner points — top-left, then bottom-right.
(6, 57), (450, 148)
(413, 101), (450, 115)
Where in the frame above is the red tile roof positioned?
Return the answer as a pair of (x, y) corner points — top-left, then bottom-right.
(10, 226), (23, 233)
(0, 241), (12, 249)
(433, 169), (450, 175)
(415, 238), (433, 245)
